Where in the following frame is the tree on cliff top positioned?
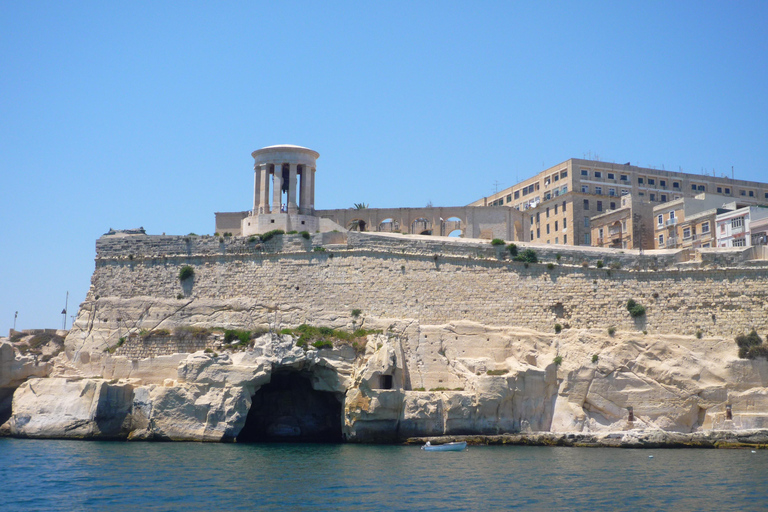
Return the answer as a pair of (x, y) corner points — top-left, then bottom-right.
(736, 330), (767, 359)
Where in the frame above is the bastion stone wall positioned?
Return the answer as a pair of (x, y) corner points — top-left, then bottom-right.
(89, 232), (768, 338)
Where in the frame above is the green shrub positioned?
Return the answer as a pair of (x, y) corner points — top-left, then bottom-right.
(547, 262), (555, 270)
(596, 260), (604, 268)
(300, 231), (311, 239)
(626, 299), (646, 318)
(214, 232), (220, 236)
(491, 238), (505, 246)
(177, 293), (184, 300)
(260, 229), (285, 242)
(313, 246), (326, 252)
(248, 235), (258, 243)
(187, 232), (198, 236)
(554, 323), (562, 334)
(610, 261), (621, 269)
(607, 326), (616, 336)
(581, 261), (589, 268)
(556, 254), (562, 261)
(351, 309), (362, 318)
(224, 329), (251, 347)
(513, 249), (538, 264)
(736, 330), (766, 359)
(486, 369), (509, 376)
(695, 330), (703, 339)
(506, 243), (518, 256)
(312, 340), (333, 349)
(591, 354), (599, 363)
(223, 232), (232, 237)
(553, 355), (563, 366)
(287, 230), (298, 234)
(178, 265), (194, 282)
(413, 387), (426, 391)
(430, 387), (450, 391)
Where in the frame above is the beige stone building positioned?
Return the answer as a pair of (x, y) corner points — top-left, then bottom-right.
(589, 195), (654, 250)
(652, 194), (737, 250)
(470, 158), (768, 246)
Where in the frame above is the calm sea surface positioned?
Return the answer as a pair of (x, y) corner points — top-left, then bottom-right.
(1, 438), (767, 511)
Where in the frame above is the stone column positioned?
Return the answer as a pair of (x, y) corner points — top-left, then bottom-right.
(258, 164), (270, 214)
(272, 164), (283, 213)
(253, 164), (260, 213)
(287, 163), (298, 213)
(299, 165), (309, 214)
(308, 167), (315, 212)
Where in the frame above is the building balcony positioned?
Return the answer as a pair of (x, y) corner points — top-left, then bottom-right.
(665, 237), (678, 248)
(665, 218), (678, 227)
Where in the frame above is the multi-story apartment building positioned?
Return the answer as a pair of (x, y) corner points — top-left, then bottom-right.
(715, 206), (768, 248)
(469, 158), (768, 246)
(652, 194), (738, 250)
(590, 195), (654, 250)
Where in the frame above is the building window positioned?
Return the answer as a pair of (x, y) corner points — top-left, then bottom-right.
(725, 188), (731, 194)
(659, 234), (664, 245)
(583, 199), (589, 210)
(582, 185), (589, 193)
(673, 182), (680, 189)
(610, 202), (616, 210)
(740, 190), (746, 196)
(650, 194), (656, 201)
(598, 227), (604, 239)
(514, 190), (520, 199)
(595, 186), (602, 195)
(563, 218), (567, 228)
(609, 188), (616, 196)
(716, 187), (722, 193)
(554, 204), (558, 215)
(546, 207), (550, 218)
(749, 190), (755, 197)
(555, 221), (559, 230)
(561, 170), (568, 178)
(530, 230), (534, 240)
(584, 216), (590, 228)
(581, 169), (589, 176)
(594, 171), (602, 178)
(648, 178), (655, 186)
(555, 237), (558, 244)
(563, 201), (567, 212)
(702, 221), (710, 233)
(607, 173), (615, 180)
(553, 174), (559, 182)
(683, 227), (691, 239)
(620, 175), (628, 182)
(732, 217), (744, 228)
(660, 180), (666, 187)
(621, 189), (629, 196)
(536, 212), (540, 223)
(597, 201), (603, 212)
(546, 224), (550, 234)
(506, 195), (512, 203)
(661, 194), (667, 202)
(669, 211), (675, 219)
(537, 228), (540, 238)
(657, 214), (663, 226)
(564, 234), (567, 244)
(698, 185), (705, 192)
(734, 237), (746, 247)
(584, 233), (591, 245)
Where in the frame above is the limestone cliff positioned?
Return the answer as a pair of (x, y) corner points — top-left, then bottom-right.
(3, 231), (768, 442)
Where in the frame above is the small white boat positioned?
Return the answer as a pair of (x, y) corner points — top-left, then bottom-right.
(421, 441), (467, 452)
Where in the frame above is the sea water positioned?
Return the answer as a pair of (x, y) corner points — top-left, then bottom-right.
(1, 438), (767, 511)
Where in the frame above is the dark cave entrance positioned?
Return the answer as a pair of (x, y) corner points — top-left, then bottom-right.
(237, 370), (343, 443)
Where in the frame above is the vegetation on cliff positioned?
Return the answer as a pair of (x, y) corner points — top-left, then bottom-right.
(736, 330), (768, 359)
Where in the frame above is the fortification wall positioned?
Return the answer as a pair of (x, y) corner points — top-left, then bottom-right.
(88, 233), (768, 338)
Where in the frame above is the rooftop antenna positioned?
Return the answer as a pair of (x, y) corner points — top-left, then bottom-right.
(493, 180), (501, 195)
(732, 166), (734, 180)
(13, 311), (18, 331)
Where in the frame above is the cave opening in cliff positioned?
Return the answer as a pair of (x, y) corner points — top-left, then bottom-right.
(237, 370), (343, 443)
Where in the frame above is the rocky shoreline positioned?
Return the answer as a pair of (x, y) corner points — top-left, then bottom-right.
(406, 429), (768, 448)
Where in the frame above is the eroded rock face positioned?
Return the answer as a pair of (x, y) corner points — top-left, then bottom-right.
(6, 319), (768, 442)
(9, 378), (133, 439)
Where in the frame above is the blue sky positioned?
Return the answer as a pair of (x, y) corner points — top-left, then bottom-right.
(2, 1), (767, 330)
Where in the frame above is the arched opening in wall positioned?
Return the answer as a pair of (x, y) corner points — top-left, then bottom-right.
(347, 219), (367, 231)
(445, 217), (463, 237)
(236, 370), (343, 443)
(411, 218), (432, 235)
(378, 218), (399, 232)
